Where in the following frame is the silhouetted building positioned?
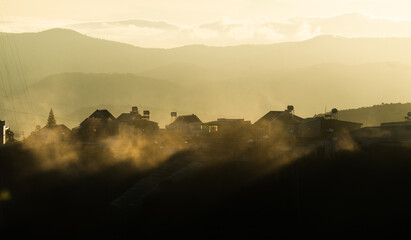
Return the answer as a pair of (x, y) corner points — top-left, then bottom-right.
(254, 106), (303, 146)
(380, 112), (411, 127)
(352, 112), (411, 146)
(166, 114), (202, 137)
(298, 116), (362, 140)
(117, 106), (143, 121)
(84, 109), (116, 122)
(202, 118), (252, 137)
(73, 109), (117, 141)
(26, 124), (72, 143)
(142, 110), (150, 121)
(115, 107), (159, 135)
(0, 120), (5, 145)
(201, 118), (253, 153)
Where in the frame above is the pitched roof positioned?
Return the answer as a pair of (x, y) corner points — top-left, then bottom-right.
(254, 111), (303, 126)
(43, 124), (71, 132)
(79, 109), (116, 126)
(254, 111), (284, 125)
(27, 124), (72, 142)
(167, 114), (202, 129)
(117, 112), (143, 121)
(88, 109), (116, 120)
(173, 114), (202, 124)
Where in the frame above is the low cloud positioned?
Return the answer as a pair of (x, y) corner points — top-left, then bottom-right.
(3, 13), (411, 48)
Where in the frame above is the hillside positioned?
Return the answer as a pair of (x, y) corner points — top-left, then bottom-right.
(3, 29), (411, 86)
(336, 103), (411, 126)
(27, 72), (182, 107)
(2, 62), (411, 133)
(2, 29), (411, 132)
(1, 73), (186, 131)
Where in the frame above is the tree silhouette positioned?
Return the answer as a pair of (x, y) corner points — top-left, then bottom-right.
(47, 108), (56, 127)
(5, 128), (15, 144)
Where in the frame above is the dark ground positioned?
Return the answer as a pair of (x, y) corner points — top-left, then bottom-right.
(1, 143), (411, 238)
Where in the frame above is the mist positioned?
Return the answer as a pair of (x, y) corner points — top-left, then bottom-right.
(2, 2), (411, 237)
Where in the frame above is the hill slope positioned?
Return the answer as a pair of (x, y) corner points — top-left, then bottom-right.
(2, 30), (411, 132)
(336, 103), (411, 127)
(3, 29), (411, 86)
(3, 62), (411, 132)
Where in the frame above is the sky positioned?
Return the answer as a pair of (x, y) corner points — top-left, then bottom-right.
(2, 0), (411, 48)
(2, 0), (411, 23)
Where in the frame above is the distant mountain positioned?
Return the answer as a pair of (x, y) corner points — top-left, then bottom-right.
(4, 28), (411, 87)
(2, 29), (411, 132)
(0, 29), (166, 87)
(139, 62), (223, 84)
(26, 72), (184, 111)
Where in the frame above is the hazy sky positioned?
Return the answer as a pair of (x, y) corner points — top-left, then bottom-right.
(2, 0), (411, 23)
(3, 0), (411, 48)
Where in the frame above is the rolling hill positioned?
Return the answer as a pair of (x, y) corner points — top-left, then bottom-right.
(3, 28), (411, 86)
(335, 103), (411, 127)
(3, 62), (411, 133)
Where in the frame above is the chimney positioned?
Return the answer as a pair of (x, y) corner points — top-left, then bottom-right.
(286, 105), (294, 115)
(331, 108), (338, 119)
(171, 112), (177, 122)
(131, 106), (139, 113)
(143, 110), (150, 120)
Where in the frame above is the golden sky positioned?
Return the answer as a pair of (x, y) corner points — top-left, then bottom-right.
(2, 0), (411, 47)
(2, 0), (411, 23)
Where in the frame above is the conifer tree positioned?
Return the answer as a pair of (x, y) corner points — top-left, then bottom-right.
(47, 108), (56, 127)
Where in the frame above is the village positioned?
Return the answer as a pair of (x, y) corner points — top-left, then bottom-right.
(2, 105), (411, 152)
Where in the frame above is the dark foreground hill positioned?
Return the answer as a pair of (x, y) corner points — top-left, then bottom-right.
(2, 143), (411, 238)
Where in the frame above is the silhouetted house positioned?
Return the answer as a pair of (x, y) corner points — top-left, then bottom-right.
(201, 118), (252, 137)
(201, 118), (253, 153)
(253, 106), (303, 146)
(351, 127), (392, 146)
(85, 109), (116, 121)
(380, 112), (411, 127)
(352, 112), (411, 146)
(0, 120), (5, 145)
(117, 106), (143, 121)
(166, 113), (202, 137)
(115, 107), (159, 135)
(26, 124), (72, 143)
(73, 109), (117, 141)
(297, 116), (362, 141)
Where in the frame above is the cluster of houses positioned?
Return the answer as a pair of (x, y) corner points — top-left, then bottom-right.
(2, 105), (411, 150)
